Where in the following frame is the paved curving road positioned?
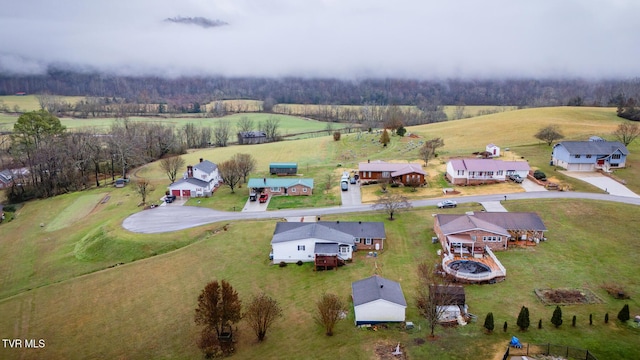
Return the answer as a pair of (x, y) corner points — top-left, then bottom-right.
(122, 191), (640, 234)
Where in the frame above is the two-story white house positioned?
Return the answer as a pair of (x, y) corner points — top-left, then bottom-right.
(168, 158), (222, 197)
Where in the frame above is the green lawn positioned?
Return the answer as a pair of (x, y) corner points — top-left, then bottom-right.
(1, 106), (640, 359)
(0, 200), (638, 359)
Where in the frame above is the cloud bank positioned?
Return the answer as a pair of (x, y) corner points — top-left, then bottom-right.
(1, 0), (639, 79)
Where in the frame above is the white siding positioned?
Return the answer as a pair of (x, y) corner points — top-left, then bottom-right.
(354, 299), (406, 324)
(271, 238), (353, 263)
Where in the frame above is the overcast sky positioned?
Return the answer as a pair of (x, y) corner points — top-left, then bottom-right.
(1, 0), (639, 79)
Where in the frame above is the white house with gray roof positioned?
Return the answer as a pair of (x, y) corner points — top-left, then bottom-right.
(168, 158), (222, 198)
(352, 275), (407, 325)
(551, 140), (629, 171)
(446, 158), (530, 185)
(270, 221), (386, 264)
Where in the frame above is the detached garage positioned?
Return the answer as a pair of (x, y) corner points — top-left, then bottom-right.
(352, 275), (407, 326)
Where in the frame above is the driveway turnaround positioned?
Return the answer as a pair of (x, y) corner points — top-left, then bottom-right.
(561, 171), (640, 198)
(122, 191), (640, 234)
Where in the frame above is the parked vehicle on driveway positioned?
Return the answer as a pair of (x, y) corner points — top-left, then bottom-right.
(509, 174), (524, 183)
(259, 193), (269, 203)
(165, 195), (176, 203)
(249, 192), (257, 201)
(437, 200), (457, 208)
(341, 180), (349, 191)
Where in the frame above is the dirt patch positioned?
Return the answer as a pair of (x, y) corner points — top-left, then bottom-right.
(374, 341), (408, 360)
(534, 288), (604, 305)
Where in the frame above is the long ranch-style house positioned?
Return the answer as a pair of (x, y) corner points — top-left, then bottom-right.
(358, 160), (426, 186)
(270, 221), (386, 268)
(445, 158), (530, 186)
(248, 178), (314, 196)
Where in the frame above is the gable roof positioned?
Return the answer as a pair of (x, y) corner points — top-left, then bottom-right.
(0, 169), (12, 183)
(270, 162), (298, 168)
(274, 221), (386, 240)
(193, 160), (218, 174)
(352, 275), (407, 307)
(429, 285), (466, 306)
(248, 178), (314, 189)
(554, 141), (629, 156)
(448, 158), (530, 172)
(314, 243), (340, 255)
(272, 222), (355, 245)
(169, 177), (211, 188)
(238, 130), (266, 138)
(436, 212), (547, 234)
(359, 161), (426, 175)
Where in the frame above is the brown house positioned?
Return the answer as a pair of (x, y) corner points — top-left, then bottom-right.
(358, 160), (427, 186)
(433, 212), (547, 255)
(247, 178), (314, 196)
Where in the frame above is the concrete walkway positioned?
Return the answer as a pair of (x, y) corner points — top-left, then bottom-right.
(561, 171), (640, 198)
(480, 201), (508, 212)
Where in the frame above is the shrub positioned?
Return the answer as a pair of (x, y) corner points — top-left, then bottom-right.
(3, 204), (17, 212)
(517, 306), (530, 331)
(572, 315), (576, 327)
(618, 304), (630, 322)
(333, 131), (341, 141)
(279, 261), (287, 268)
(605, 312), (609, 323)
(551, 306), (563, 328)
(538, 319), (542, 329)
(589, 313), (593, 325)
(483, 312), (494, 333)
(503, 321), (508, 332)
(396, 126), (406, 137)
(533, 170), (547, 181)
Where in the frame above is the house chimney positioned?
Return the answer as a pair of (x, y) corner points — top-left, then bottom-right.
(199, 158), (203, 163)
(187, 165), (193, 178)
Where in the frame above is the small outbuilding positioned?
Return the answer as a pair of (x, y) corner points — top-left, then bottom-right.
(486, 143), (501, 157)
(237, 131), (267, 145)
(269, 162), (298, 175)
(352, 275), (407, 326)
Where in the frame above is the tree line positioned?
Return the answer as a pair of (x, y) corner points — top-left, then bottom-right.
(2, 69), (639, 109)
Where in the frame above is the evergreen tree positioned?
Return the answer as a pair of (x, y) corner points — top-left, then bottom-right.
(483, 312), (495, 333)
(589, 313), (593, 325)
(618, 304), (630, 322)
(503, 321), (508, 332)
(517, 306), (530, 331)
(379, 129), (390, 147)
(538, 319), (542, 329)
(396, 126), (406, 137)
(572, 315), (576, 327)
(605, 312), (609, 324)
(551, 306), (563, 328)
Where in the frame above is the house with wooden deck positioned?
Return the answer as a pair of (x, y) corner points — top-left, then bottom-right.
(358, 160), (426, 186)
(433, 212), (547, 255)
(270, 221), (386, 266)
(352, 275), (407, 326)
(445, 158), (530, 186)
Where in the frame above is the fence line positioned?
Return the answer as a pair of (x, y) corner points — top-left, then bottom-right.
(506, 342), (598, 360)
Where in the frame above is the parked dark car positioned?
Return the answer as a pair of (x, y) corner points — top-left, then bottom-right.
(165, 195), (177, 203)
(249, 192), (258, 201)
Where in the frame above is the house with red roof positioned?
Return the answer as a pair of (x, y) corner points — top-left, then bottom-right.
(358, 160), (426, 186)
(445, 158), (530, 186)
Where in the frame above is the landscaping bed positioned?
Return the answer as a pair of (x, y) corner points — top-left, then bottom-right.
(534, 288), (604, 305)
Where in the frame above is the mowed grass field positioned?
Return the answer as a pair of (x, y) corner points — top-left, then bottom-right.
(0, 201), (639, 360)
(1, 106), (640, 359)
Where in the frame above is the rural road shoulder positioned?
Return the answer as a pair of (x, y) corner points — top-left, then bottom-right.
(122, 191), (640, 234)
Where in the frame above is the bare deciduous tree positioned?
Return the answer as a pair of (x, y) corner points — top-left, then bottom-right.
(213, 120), (232, 147)
(236, 116), (254, 133)
(244, 293), (283, 342)
(372, 192), (412, 220)
(134, 178), (154, 205)
(160, 156), (186, 183)
(419, 137), (445, 166)
(233, 153), (256, 184)
(218, 158), (243, 193)
(315, 293), (346, 336)
(415, 262), (459, 338)
(261, 117), (281, 142)
(613, 122), (640, 146)
(534, 125), (564, 146)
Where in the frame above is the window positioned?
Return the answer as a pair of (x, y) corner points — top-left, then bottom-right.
(365, 238), (372, 245)
(482, 236), (502, 242)
(339, 245), (349, 254)
(497, 170), (503, 175)
(354, 238), (361, 243)
(457, 170), (465, 175)
(297, 245), (305, 251)
(574, 155), (581, 159)
(303, 188), (307, 193)
(291, 188), (296, 193)
(270, 187), (281, 192)
(382, 171), (390, 178)
(612, 154), (621, 159)
(586, 155), (592, 159)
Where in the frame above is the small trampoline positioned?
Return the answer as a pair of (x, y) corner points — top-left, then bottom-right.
(448, 260), (491, 274)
